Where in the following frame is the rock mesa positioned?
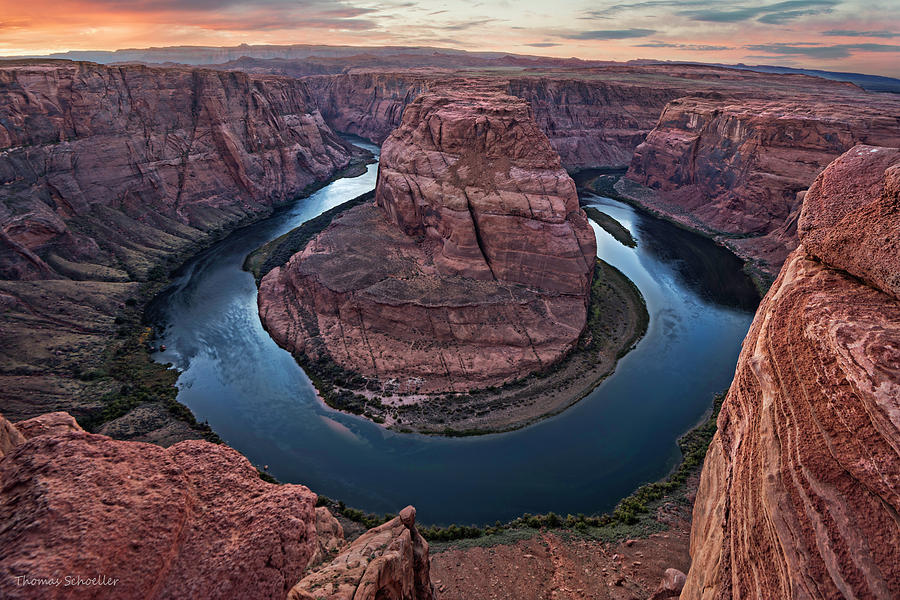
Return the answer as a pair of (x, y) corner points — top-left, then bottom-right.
(258, 83), (596, 393)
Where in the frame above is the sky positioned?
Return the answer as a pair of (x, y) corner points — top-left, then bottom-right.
(0, 0), (898, 77)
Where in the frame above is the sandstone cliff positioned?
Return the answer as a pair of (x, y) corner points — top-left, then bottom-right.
(682, 145), (900, 599)
(506, 75), (685, 169)
(0, 60), (356, 429)
(258, 83), (596, 395)
(626, 94), (900, 274)
(0, 412), (435, 600)
(0, 60), (355, 281)
(303, 72), (432, 144)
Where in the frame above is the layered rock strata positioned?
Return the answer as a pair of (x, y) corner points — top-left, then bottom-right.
(292, 64), (900, 275)
(0, 411), (435, 600)
(259, 84), (596, 393)
(682, 145), (900, 599)
(626, 94), (900, 274)
(0, 60), (356, 428)
(0, 60), (354, 281)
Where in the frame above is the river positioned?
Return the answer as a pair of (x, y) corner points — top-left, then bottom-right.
(148, 140), (758, 525)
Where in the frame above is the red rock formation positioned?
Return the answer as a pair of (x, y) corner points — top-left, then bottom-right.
(375, 82), (596, 295)
(626, 94), (900, 273)
(258, 84), (596, 393)
(0, 60), (355, 281)
(683, 146), (900, 599)
(0, 412), (435, 600)
(0, 413), (322, 599)
(289, 506), (435, 600)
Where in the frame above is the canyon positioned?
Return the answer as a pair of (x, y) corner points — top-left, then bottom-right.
(0, 60), (360, 436)
(1, 48), (899, 600)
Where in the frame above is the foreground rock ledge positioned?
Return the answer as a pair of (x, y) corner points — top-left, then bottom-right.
(258, 82), (596, 394)
(683, 145), (900, 599)
(0, 412), (434, 600)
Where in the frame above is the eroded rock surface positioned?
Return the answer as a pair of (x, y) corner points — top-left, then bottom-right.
(290, 505), (435, 600)
(683, 146), (900, 599)
(0, 412), (435, 599)
(259, 83), (596, 393)
(0, 413), (322, 599)
(0, 60), (354, 281)
(0, 60), (357, 429)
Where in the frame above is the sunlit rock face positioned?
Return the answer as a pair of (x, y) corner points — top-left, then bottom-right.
(258, 82), (596, 393)
(683, 145), (900, 600)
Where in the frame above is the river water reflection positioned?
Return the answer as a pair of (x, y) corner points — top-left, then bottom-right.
(149, 142), (758, 525)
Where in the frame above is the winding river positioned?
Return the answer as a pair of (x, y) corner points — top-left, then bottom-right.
(148, 140), (759, 525)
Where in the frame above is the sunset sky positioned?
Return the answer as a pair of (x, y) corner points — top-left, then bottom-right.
(1, 0), (898, 76)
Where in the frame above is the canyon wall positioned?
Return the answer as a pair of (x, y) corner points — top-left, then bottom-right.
(0, 60), (355, 281)
(0, 412), (434, 600)
(626, 94), (900, 274)
(506, 75), (685, 169)
(682, 145), (900, 599)
(303, 72), (432, 145)
(295, 65), (900, 276)
(302, 69), (688, 169)
(0, 60), (356, 427)
(258, 83), (596, 393)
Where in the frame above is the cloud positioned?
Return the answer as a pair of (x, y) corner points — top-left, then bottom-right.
(524, 42), (561, 47)
(746, 42), (900, 58)
(564, 28), (656, 40)
(823, 29), (899, 38)
(635, 41), (732, 50)
(679, 0), (837, 23)
(438, 19), (497, 31)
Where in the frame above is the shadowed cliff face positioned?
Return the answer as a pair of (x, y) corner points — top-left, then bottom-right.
(0, 60), (355, 281)
(258, 82), (596, 393)
(683, 145), (900, 599)
(626, 96), (900, 274)
(0, 412), (434, 600)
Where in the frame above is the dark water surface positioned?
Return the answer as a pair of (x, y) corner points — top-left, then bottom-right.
(149, 142), (758, 525)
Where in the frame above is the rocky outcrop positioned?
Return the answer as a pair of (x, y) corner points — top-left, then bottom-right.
(626, 94), (900, 273)
(374, 83), (596, 295)
(0, 412), (322, 599)
(289, 506), (435, 600)
(683, 145), (900, 599)
(649, 568), (686, 600)
(0, 411), (435, 600)
(258, 83), (596, 393)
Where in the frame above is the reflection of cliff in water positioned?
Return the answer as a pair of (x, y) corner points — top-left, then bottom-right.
(634, 215), (760, 311)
